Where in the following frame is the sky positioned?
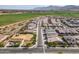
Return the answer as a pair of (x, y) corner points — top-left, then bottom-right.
(0, 0), (79, 5)
(0, 5), (47, 10)
(0, 0), (79, 10)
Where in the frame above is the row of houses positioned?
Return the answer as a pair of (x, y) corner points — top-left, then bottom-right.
(43, 27), (63, 43)
(61, 19), (79, 27)
(42, 16), (63, 27)
(62, 36), (79, 47)
(56, 28), (79, 36)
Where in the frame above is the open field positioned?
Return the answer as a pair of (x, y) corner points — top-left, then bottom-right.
(0, 11), (79, 26)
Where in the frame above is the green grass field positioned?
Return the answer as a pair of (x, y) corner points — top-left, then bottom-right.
(0, 11), (79, 26)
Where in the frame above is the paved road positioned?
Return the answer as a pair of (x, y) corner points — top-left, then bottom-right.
(0, 48), (43, 53)
(45, 48), (79, 53)
(37, 20), (43, 47)
(1, 47), (79, 53)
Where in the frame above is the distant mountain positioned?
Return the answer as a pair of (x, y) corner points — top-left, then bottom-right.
(34, 5), (62, 11)
(34, 5), (79, 11)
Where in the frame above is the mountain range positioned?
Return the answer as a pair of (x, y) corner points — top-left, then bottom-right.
(34, 5), (79, 11)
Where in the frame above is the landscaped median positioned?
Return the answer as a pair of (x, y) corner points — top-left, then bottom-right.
(45, 41), (68, 48)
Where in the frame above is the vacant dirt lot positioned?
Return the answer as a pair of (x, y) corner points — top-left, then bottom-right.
(12, 34), (33, 41)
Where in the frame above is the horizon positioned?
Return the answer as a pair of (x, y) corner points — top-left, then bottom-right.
(0, 5), (79, 10)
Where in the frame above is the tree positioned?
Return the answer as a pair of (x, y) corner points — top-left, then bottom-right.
(48, 42), (58, 47)
(0, 42), (4, 47)
(26, 43), (32, 47)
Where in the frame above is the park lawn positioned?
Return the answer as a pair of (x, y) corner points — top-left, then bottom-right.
(0, 11), (79, 26)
